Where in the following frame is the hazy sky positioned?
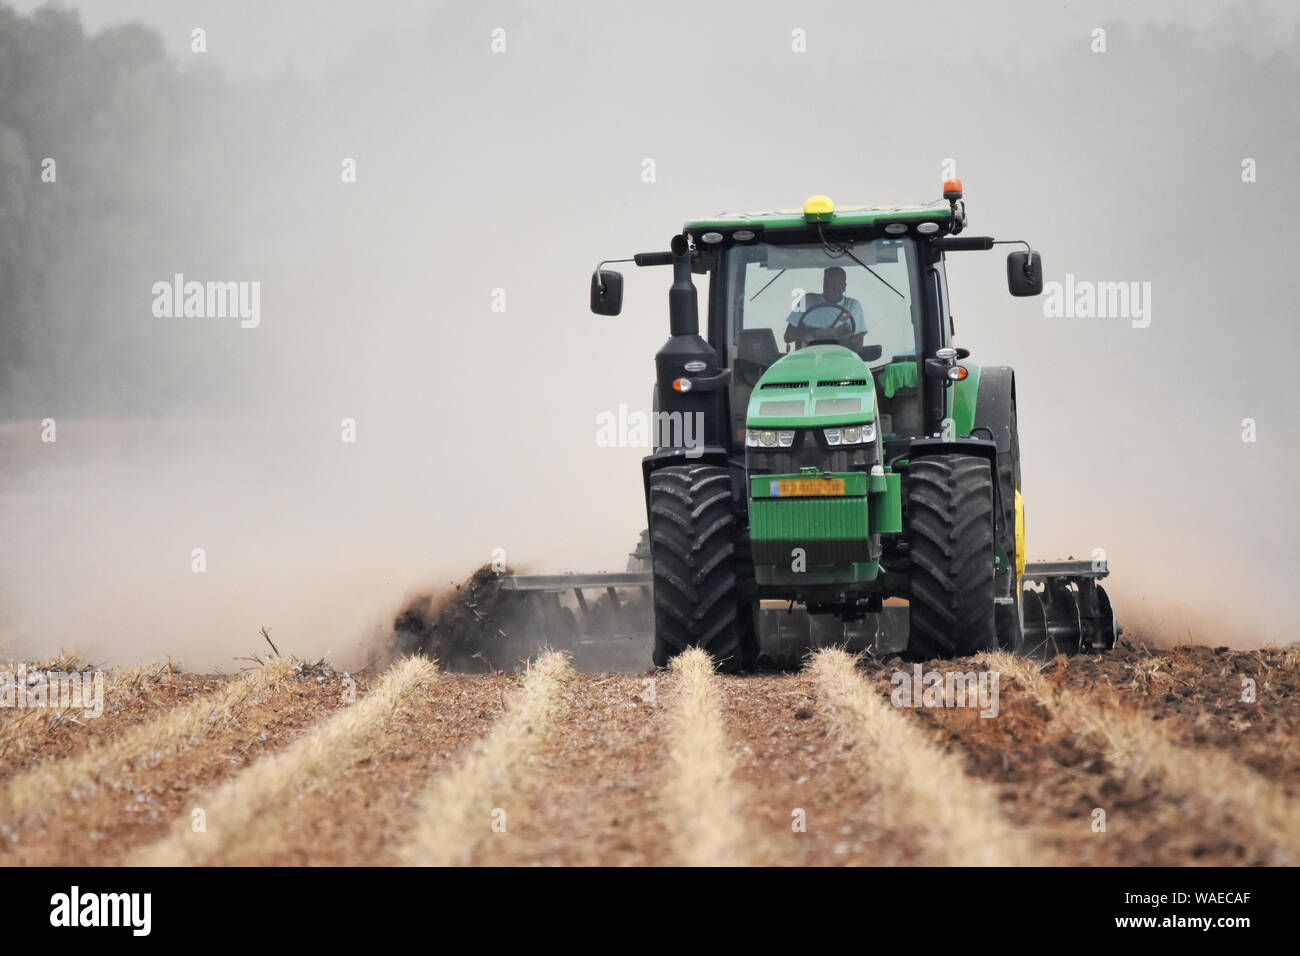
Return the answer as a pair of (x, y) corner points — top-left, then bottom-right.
(2, 0), (1297, 666)
(12, 0), (1300, 76)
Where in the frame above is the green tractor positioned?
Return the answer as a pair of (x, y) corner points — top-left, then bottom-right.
(503, 182), (1117, 671)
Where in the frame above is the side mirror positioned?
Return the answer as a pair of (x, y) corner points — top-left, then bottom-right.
(590, 269), (624, 315)
(592, 269), (626, 317)
(1007, 250), (1043, 297)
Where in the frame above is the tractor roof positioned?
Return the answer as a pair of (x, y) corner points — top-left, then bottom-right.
(684, 201), (958, 234)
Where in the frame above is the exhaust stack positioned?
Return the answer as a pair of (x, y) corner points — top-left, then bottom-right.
(654, 234), (723, 454)
(667, 234), (699, 336)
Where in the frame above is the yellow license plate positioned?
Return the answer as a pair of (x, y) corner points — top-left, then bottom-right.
(771, 478), (845, 497)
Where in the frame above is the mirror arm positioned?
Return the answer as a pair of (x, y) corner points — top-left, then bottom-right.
(933, 236), (994, 251)
(633, 251), (675, 267)
(593, 251), (677, 294)
(993, 239), (1034, 260)
(594, 257), (635, 294)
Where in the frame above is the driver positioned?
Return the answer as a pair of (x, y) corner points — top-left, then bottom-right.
(784, 266), (866, 347)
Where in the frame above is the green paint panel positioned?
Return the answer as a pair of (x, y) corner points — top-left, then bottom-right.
(750, 496), (872, 567)
(747, 345), (877, 428)
(758, 344), (868, 385)
(750, 496), (869, 541)
(951, 362), (982, 437)
(869, 471), (903, 534)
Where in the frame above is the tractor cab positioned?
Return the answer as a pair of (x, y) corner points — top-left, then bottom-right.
(722, 229), (926, 460)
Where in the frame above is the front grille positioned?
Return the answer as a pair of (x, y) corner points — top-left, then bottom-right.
(760, 381), (808, 389)
(817, 379), (867, 387)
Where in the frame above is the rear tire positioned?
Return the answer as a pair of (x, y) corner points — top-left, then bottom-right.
(649, 465), (758, 672)
(905, 455), (997, 658)
(993, 404), (1024, 652)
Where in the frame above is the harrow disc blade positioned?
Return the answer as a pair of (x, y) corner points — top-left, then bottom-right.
(1094, 585), (1119, 652)
(1043, 583), (1083, 657)
(1021, 588), (1051, 660)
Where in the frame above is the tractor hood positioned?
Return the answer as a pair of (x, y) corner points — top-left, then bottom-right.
(746, 345), (876, 428)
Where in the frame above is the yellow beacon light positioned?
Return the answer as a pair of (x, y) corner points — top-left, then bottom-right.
(803, 195), (835, 221)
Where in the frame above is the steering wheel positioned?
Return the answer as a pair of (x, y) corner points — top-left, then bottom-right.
(793, 302), (856, 346)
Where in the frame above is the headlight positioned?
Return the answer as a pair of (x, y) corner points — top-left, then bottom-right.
(824, 423), (874, 446)
(746, 427), (866, 448)
(747, 429), (796, 448)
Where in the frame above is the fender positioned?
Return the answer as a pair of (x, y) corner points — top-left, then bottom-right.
(970, 365), (1016, 453)
(905, 436), (998, 466)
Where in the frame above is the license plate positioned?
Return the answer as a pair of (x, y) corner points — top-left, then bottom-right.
(770, 478), (845, 497)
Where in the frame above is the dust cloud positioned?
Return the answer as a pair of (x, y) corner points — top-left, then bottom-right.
(1, 1), (1296, 668)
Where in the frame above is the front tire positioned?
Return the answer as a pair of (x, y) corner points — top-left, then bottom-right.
(648, 465), (758, 672)
(905, 455), (997, 658)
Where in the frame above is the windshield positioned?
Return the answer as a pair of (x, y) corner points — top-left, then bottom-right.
(725, 237), (923, 369)
(723, 237), (925, 444)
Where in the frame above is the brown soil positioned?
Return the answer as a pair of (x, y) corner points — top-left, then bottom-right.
(3, 640), (1296, 866)
(859, 639), (1298, 865)
(0, 664), (213, 783)
(0, 661), (347, 865)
